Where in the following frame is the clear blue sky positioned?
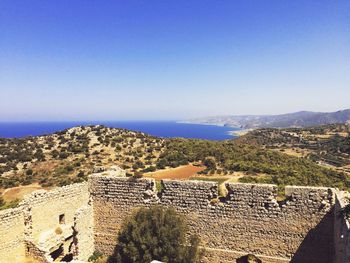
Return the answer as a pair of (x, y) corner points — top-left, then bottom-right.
(1, 1), (349, 121)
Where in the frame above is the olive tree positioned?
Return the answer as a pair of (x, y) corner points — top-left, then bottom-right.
(111, 206), (201, 263)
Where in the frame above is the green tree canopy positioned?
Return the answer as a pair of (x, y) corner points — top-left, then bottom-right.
(111, 206), (201, 263)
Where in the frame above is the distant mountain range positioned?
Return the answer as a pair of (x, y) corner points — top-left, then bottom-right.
(182, 109), (350, 129)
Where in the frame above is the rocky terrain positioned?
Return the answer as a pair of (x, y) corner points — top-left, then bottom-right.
(183, 109), (350, 128)
(0, 125), (166, 189)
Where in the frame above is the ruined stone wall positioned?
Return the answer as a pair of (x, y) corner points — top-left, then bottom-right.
(21, 182), (89, 242)
(334, 191), (350, 263)
(25, 240), (53, 263)
(0, 207), (25, 263)
(90, 175), (335, 263)
(73, 204), (95, 261)
(90, 176), (157, 254)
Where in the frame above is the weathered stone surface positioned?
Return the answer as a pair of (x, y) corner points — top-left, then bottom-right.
(0, 182), (90, 263)
(89, 176), (337, 263)
(72, 204), (95, 261)
(1, 167), (350, 263)
(20, 182), (89, 242)
(0, 207), (25, 263)
(334, 190), (350, 263)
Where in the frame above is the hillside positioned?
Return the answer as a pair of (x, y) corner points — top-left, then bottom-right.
(1, 124), (350, 207)
(183, 109), (350, 128)
(0, 125), (166, 189)
(238, 123), (350, 174)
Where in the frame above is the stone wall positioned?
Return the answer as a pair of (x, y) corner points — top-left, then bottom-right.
(73, 204), (95, 261)
(334, 191), (350, 263)
(25, 240), (53, 263)
(0, 182), (90, 263)
(0, 207), (25, 263)
(21, 182), (89, 242)
(1, 168), (349, 263)
(90, 175), (158, 254)
(90, 175), (335, 263)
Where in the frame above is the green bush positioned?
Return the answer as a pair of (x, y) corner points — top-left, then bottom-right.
(0, 195), (5, 207)
(133, 171), (143, 179)
(77, 171), (85, 178)
(111, 206), (201, 263)
(0, 198), (20, 210)
(88, 251), (105, 262)
(26, 169), (33, 176)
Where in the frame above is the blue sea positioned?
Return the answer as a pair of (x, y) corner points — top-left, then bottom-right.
(0, 121), (239, 140)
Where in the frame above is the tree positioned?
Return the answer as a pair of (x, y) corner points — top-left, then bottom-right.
(111, 206), (201, 263)
(203, 157), (216, 170)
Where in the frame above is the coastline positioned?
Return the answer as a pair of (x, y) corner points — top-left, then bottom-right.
(228, 129), (252, 136)
(177, 121), (253, 137)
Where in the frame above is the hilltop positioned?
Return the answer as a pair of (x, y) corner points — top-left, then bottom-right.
(183, 108), (350, 128)
(0, 125), (166, 189)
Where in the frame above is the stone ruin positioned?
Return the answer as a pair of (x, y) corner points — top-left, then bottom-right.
(1, 166), (350, 263)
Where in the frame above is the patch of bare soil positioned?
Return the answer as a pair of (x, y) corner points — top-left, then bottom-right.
(2, 183), (49, 202)
(144, 164), (205, 180)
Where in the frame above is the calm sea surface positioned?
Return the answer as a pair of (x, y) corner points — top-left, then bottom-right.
(0, 121), (239, 140)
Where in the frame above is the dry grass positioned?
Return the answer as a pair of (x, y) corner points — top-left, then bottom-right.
(144, 164), (205, 180)
(276, 148), (310, 158)
(2, 183), (45, 202)
(31, 160), (62, 174)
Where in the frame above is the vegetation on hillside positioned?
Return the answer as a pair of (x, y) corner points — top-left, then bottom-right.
(238, 123), (350, 173)
(1, 124), (350, 200)
(110, 206), (201, 263)
(159, 138), (350, 190)
(0, 125), (165, 189)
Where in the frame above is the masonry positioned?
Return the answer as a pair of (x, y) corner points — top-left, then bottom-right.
(1, 167), (350, 263)
(90, 173), (338, 263)
(0, 182), (91, 263)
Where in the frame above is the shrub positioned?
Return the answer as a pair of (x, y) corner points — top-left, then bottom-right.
(59, 152), (69, 159)
(77, 171), (85, 178)
(155, 181), (164, 192)
(51, 149), (59, 158)
(133, 171), (143, 179)
(142, 166), (156, 173)
(203, 157), (216, 170)
(0, 198), (20, 210)
(65, 165), (74, 172)
(0, 195), (5, 207)
(111, 206), (201, 263)
(89, 251), (107, 262)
